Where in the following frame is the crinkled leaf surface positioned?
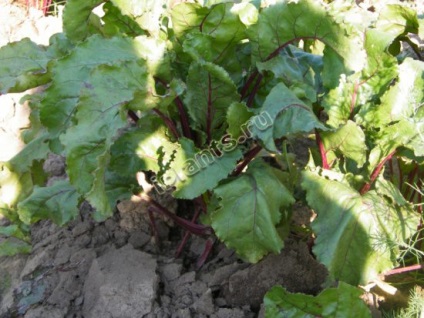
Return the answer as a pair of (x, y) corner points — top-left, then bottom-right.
(302, 169), (419, 285)
(60, 61), (148, 194)
(320, 120), (367, 168)
(164, 138), (243, 199)
(210, 160), (294, 263)
(0, 38), (51, 94)
(264, 282), (371, 318)
(17, 180), (80, 226)
(251, 82), (326, 152)
(40, 35), (146, 136)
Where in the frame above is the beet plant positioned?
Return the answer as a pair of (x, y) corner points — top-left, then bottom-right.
(0, 0), (423, 315)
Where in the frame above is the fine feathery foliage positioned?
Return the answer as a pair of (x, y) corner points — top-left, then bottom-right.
(1, 0), (424, 315)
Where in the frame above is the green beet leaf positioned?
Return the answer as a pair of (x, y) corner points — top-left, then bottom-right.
(110, 0), (165, 37)
(302, 169), (419, 285)
(102, 2), (146, 37)
(60, 61), (148, 194)
(359, 58), (424, 128)
(210, 160), (294, 263)
(63, 0), (105, 43)
(40, 35), (147, 136)
(247, 0), (362, 80)
(368, 116), (424, 175)
(0, 238), (31, 257)
(164, 138), (243, 199)
(251, 82), (326, 152)
(376, 4), (419, 36)
(0, 38), (52, 94)
(264, 282), (371, 318)
(17, 180), (80, 226)
(320, 120), (367, 168)
(226, 102), (254, 140)
(185, 61), (240, 142)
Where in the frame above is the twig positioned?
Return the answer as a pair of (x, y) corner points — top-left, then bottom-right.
(383, 263), (424, 276)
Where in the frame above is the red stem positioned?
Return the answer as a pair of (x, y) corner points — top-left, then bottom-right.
(360, 150), (397, 195)
(233, 145), (262, 176)
(127, 110), (139, 123)
(155, 77), (192, 140)
(265, 36), (319, 61)
(349, 82), (360, 120)
(175, 206), (202, 258)
(145, 197), (212, 236)
(196, 239), (214, 269)
(148, 208), (160, 246)
(153, 108), (180, 140)
(246, 74), (263, 108)
(383, 263), (424, 276)
(240, 71), (258, 100)
(175, 97), (193, 139)
(315, 130), (329, 170)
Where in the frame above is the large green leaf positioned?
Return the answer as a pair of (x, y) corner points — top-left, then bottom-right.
(251, 82), (326, 152)
(8, 134), (50, 174)
(60, 61), (148, 194)
(101, 2), (146, 37)
(164, 138), (243, 199)
(40, 35), (147, 136)
(320, 120), (367, 168)
(63, 0), (105, 43)
(264, 282), (371, 318)
(302, 169), (419, 285)
(171, 2), (246, 42)
(359, 58), (424, 128)
(17, 180), (80, 226)
(323, 29), (398, 128)
(110, 0), (165, 37)
(184, 62), (240, 142)
(0, 38), (51, 94)
(247, 0), (362, 79)
(368, 117), (424, 173)
(376, 5), (419, 36)
(210, 160), (294, 263)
